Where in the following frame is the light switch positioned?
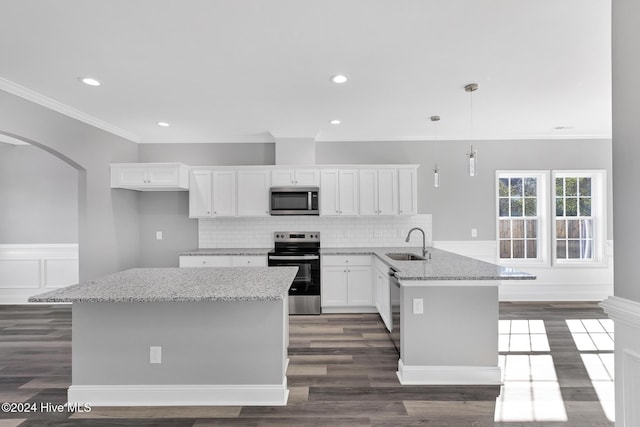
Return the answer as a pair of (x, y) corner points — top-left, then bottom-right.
(156, 231), (163, 240)
(413, 298), (424, 315)
(471, 228), (478, 238)
(150, 346), (162, 364)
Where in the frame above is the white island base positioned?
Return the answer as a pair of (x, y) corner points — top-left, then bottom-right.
(395, 280), (501, 386)
(69, 300), (289, 406)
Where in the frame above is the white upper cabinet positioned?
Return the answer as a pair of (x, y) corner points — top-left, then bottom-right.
(237, 170), (271, 216)
(271, 169), (320, 186)
(189, 170), (237, 218)
(359, 168), (398, 216)
(110, 163), (189, 191)
(398, 167), (418, 216)
(320, 169), (358, 216)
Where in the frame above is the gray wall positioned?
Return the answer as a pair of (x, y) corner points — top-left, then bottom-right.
(137, 143), (275, 266)
(0, 90), (140, 281)
(613, 0), (640, 302)
(0, 144), (78, 243)
(317, 139), (613, 241)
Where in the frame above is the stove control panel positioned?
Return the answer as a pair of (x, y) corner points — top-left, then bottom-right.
(274, 232), (320, 242)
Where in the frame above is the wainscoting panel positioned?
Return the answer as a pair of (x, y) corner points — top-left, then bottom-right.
(0, 244), (78, 303)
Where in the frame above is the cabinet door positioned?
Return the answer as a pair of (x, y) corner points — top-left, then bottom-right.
(231, 256), (267, 267)
(320, 170), (340, 216)
(271, 169), (295, 186)
(377, 169), (398, 215)
(347, 266), (373, 305)
(359, 169), (379, 216)
(116, 167), (148, 186)
(295, 169), (320, 186)
(338, 170), (359, 216)
(147, 166), (180, 186)
(189, 171), (212, 218)
(321, 267), (348, 306)
(398, 168), (417, 216)
(212, 171), (237, 217)
(237, 170), (271, 216)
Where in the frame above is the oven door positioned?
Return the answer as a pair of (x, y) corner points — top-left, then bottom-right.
(267, 254), (320, 296)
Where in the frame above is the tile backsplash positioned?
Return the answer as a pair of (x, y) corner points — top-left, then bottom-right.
(199, 214), (432, 248)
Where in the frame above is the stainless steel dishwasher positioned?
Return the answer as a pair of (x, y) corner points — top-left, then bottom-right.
(389, 274), (401, 355)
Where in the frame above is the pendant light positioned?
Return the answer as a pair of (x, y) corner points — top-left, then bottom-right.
(465, 83), (478, 176)
(430, 115), (441, 187)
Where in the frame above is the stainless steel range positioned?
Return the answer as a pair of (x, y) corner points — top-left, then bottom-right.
(267, 232), (321, 314)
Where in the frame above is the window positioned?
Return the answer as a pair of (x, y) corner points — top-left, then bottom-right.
(553, 171), (605, 264)
(496, 170), (606, 265)
(496, 172), (548, 262)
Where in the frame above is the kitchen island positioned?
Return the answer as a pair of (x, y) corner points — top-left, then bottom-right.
(29, 267), (298, 406)
(322, 247), (535, 385)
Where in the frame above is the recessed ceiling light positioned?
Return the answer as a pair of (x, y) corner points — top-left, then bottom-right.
(330, 74), (348, 84)
(157, 122), (170, 127)
(79, 77), (101, 87)
(329, 119), (341, 125)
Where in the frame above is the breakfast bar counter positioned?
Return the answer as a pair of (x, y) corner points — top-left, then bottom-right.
(29, 267), (298, 407)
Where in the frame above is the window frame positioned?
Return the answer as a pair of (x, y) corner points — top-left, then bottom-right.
(495, 170), (550, 266)
(552, 170), (606, 267)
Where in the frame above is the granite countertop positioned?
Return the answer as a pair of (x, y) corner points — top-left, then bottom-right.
(180, 248), (271, 256)
(28, 267), (298, 303)
(321, 247), (535, 281)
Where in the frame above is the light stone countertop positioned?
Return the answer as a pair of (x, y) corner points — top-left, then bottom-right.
(321, 247), (535, 281)
(180, 248), (271, 256)
(28, 267), (298, 303)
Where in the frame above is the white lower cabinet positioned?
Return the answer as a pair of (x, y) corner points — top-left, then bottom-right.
(321, 255), (374, 312)
(179, 255), (266, 268)
(374, 258), (392, 331)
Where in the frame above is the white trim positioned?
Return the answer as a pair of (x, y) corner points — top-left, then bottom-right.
(0, 77), (139, 143)
(396, 360), (502, 385)
(623, 349), (640, 426)
(314, 134), (611, 143)
(601, 296), (640, 328)
(68, 380), (289, 406)
(138, 134), (275, 144)
(321, 306), (378, 314)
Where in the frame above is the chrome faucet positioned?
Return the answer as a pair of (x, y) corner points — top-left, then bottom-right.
(405, 227), (428, 257)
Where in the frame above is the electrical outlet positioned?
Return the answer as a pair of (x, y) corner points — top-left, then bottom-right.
(413, 298), (424, 315)
(156, 231), (163, 240)
(150, 346), (162, 364)
(471, 228), (478, 238)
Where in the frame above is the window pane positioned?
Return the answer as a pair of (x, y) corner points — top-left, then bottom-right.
(579, 198), (591, 216)
(526, 220), (537, 238)
(566, 178), (577, 196)
(512, 220), (524, 238)
(557, 240), (567, 259)
(582, 239), (593, 258)
(499, 198), (509, 216)
(527, 240), (537, 258)
(500, 240), (511, 258)
(556, 177), (564, 196)
(581, 219), (593, 239)
(510, 178), (523, 196)
(513, 240), (525, 258)
(566, 198), (578, 216)
(524, 178), (537, 197)
(499, 220), (511, 238)
(568, 220), (581, 238)
(524, 198), (537, 216)
(556, 220), (566, 238)
(579, 177), (592, 196)
(511, 198), (523, 216)
(568, 240), (581, 258)
(556, 198), (564, 216)
(499, 178), (509, 197)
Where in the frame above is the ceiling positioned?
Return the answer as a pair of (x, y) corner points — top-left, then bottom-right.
(0, 0), (611, 144)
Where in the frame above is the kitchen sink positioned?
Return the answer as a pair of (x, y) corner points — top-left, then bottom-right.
(386, 252), (425, 261)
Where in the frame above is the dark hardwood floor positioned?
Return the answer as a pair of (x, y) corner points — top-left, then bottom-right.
(0, 303), (614, 426)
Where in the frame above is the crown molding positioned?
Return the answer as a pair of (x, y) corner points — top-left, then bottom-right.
(315, 133), (612, 143)
(0, 77), (139, 143)
(138, 134), (276, 144)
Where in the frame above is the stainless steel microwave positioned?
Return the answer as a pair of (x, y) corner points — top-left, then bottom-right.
(270, 186), (319, 215)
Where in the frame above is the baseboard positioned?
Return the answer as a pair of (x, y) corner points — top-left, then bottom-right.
(396, 360), (502, 385)
(68, 380), (289, 406)
(321, 306), (378, 314)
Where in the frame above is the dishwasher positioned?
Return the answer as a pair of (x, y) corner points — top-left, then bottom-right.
(389, 273), (401, 355)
